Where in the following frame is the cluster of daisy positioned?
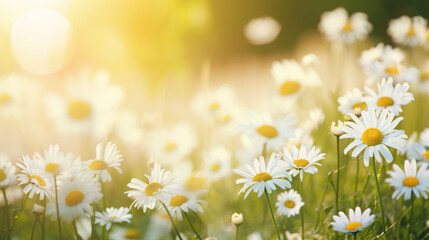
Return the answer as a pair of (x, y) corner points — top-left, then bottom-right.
(0, 142), (133, 239)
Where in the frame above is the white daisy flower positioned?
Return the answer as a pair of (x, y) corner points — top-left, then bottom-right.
(338, 88), (367, 115)
(173, 161), (207, 194)
(244, 16), (281, 45)
(286, 128), (314, 150)
(0, 186), (24, 206)
(125, 163), (176, 212)
(340, 106), (407, 166)
(359, 43), (405, 70)
(280, 144), (325, 181)
(16, 155), (53, 200)
(275, 189), (304, 217)
(239, 112), (295, 151)
(164, 192), (205, 221)
(364, 78), (414, 116)
(318, 7), (372, 44)
(416, 60), (429, 94)
(201, 145), (231, 181)
(387, 16), (427, 47)
(47, 175), (102, 222)
(45, 70), (123, 140)
(34, 144), (77, 176)
(0, 153), (16, 189)
(85, 141), (123, 183)
(331, 207), (375, 233)
(420, 128), (429, 146)
(192, 85), (237, 121)
(386, 159), (429, 200)
(95, 207), (132, 230)
(233, 153), (292, 199)
(110, 227), (142, 240)
(285, 231), (302, 240)
(271, 59), (321, 98)
(145, 122), (198, 166)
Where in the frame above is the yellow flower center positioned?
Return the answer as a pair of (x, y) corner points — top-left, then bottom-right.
(423, 150), (429, 159)
(361, 128), (383, 146)
(284, 200), (295, 208)
(377, 96), (394, 107)
(252, 172), (272, 182)
(144, 182), (162, 196)
(420, 71), (429, 81)
(30, 175), (46, 187)
(257, 125), (278, 139)
(402, 176), (419, 187)
(89, 160), (108, 170)
(185, 176), (206, 191)
(385, 66), (399, 75)
(0, 93), (11, 103)
(165, 142), (177, 151)
(45, 163), (60, 173)
(210, 102), (220, 110)
(124, 228), (139, 239)
(342, 21), (353, 32)
(68, 100), (91, 119)
(170, 195), (188, 207)
(352, 102), (367, 111)
(222, 114), (231, 123)
(279, 81), (301, 96)
(0, 169), (6, 182)
(293, 159), (309, 168)
(211, 163), (220, 172)
(65, 190), (84, 206)
(407, 27), (415, 37)
(345, 222), (362, 231)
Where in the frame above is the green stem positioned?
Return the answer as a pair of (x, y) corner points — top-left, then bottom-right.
(299, 177), (304, 240)
(371, 157), (386, 234)
(184, 211), (202, 240)
(262, 143), (267, 158)
(353, 232), (357, 240)
(354, 159), (359, 207)
(2, 189), (10, 240)
(264, 189), (281, 240)
(9, 193), (28, 232)
(235, 225), (239, 240)
(30, 215), (37, 240)
(408, 194), (414, 240)
(91, 204), (96, 239)
(54, 176), (63, 240)
(159, 201), (183, 240)
(336, 136), (340, 213)
(101, 180), (106, 240)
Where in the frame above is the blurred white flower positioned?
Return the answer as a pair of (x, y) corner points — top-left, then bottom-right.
(85, 141), (123, 183)
(110, 227), (142, 240)
(338, 88), (367, 115)
(235, 135), (264, 167)
(364, 78), (414, 116)
(302, 108), (325, 132)
(285, 231), (302, 240)
(174, 160), (207, 194)
(276, 189), (304, 217)
(420, 128), (429, 146)
(281, 144), (325, 181)
(75, 217), (92, 240)
(202, 145), (231, 181)
(0, 153), (16, 189)
(233, 153), (291, 198)
(145, 122), (197, 166)
(318, 7), (372, 44)
(386, 159), (429, 200)
(388, 16), (427, 47)
(114, 111), (144, 146)
(244, 16), (281, 45)
(331, 207), (375, 233)
(247, 232), (263, 240)
(286, 128), (314, 150)
(0, 186), (23, 206)
(95, 207), (132, 230)
(45, 70), (123, 140)
(0, 74), (25, 119)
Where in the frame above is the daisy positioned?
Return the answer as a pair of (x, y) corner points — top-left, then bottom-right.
(364, 78), (414, 116)
(338, 88), (367, 115)
(110, 227), (141, 240)
(95, 207), (132, 230)
(16, 155), (53, 200)
(0, 74), (24, 118)
(340, 105), (407, 166)
(233, 153), (291, 198)
(34, 144), (77, 177)
(201, 145), (231, 181)
(280, 145), (325, 181)
(85, 141), (123, 183)
(47, 175), (102, 222)
(239, 112), (295, 151)
(286, 128), (314, 150)
(173, 161), (207, 194)
(0, 153), (16, 189)
(45, 70), (123, 140)
(164, 192), (205, 221)
(271, 59), (321, 98)
(145, 122), (198, 166)
(386, 159), (429, 200)
(125, 162), (176, 212)
(416, 60), (429, 94)
(359, 43), (405, 70)
(387, 16), (427, 47)
(420, 128), (429, 146)
(331, 207), (375, 233)
(243, 16), (281, 45)
(192, 85), (237, 121)
(275, 189), (304, 217)
(0, 186), (24, 206)
(318, 7), (372, 44)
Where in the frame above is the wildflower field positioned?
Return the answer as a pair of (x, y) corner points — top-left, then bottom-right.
(1, 1), (429, 240)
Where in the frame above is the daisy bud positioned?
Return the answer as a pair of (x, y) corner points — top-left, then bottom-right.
(352, 107), (363, 117)
(32, 204), (44, 215)
(231, 212), (243, 226)
(330, 120), (345, 136)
